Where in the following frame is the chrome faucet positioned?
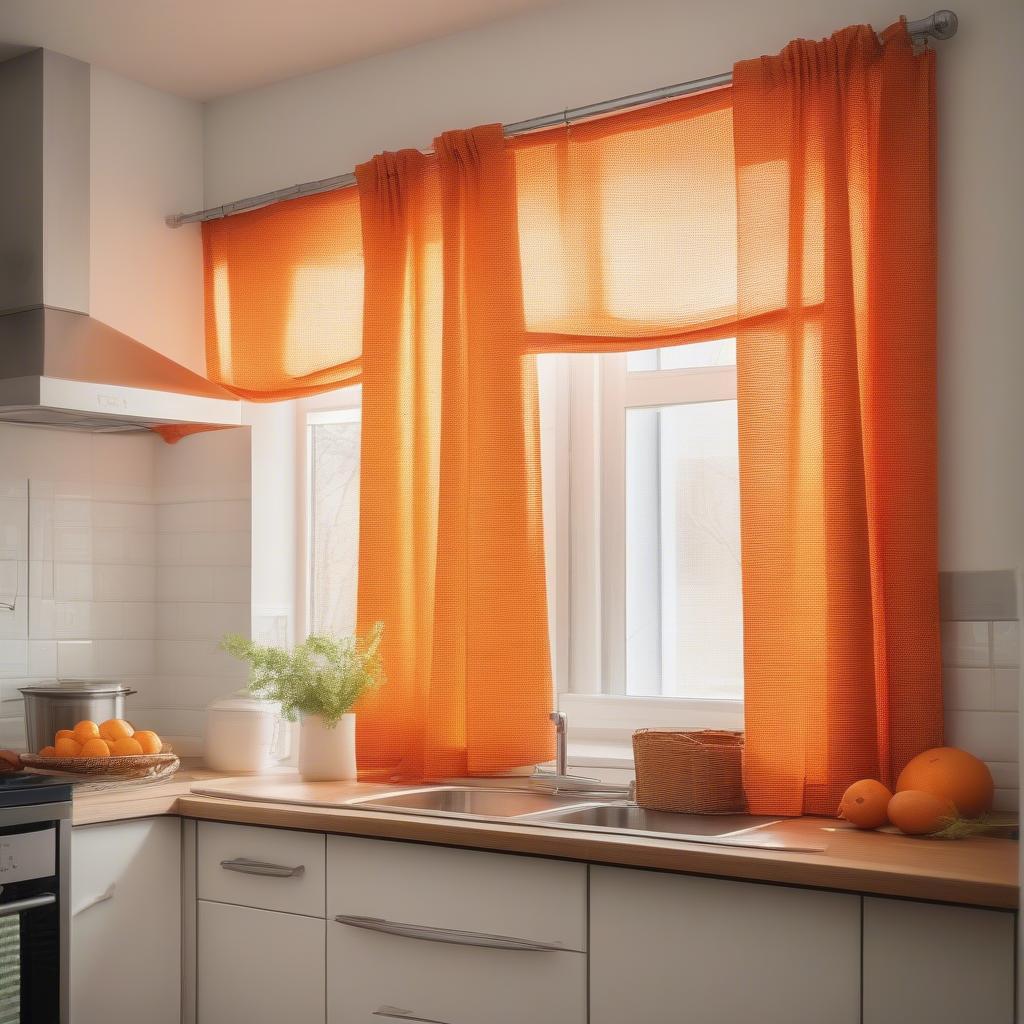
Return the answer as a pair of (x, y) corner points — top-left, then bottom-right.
(550, 711), (568, 777)
(530, 711), (635, 800)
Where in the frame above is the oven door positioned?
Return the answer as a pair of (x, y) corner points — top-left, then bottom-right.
(0, 822), (62, 1024)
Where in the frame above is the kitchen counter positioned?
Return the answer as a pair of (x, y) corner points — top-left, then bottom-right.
(72, 769), (1019, 910)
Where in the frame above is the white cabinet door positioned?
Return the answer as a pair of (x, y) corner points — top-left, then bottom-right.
(327, 914), (586, 1024)
(590, 865), (860, 1024)
(863, 897), (1015, 1024)
(71, 817), (181, 1024)
(197, 900), (325, 1024)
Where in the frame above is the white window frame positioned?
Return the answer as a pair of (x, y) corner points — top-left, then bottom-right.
(545, 349), (743, 737)
(296, 386), (362, 642)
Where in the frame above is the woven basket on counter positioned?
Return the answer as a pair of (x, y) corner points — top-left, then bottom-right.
(632, 729), (745, 814)
(20, 752), (180, 783)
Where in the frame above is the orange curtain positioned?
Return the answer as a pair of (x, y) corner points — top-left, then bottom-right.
(733, 23), (942, 816)
(353, 126), (554, 778)
(201, 187), (364, 400)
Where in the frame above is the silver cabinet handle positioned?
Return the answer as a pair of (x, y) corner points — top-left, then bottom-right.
(373, 1007), (452, 1024)
(0, 893), (56, 918)
(333, 914), (565, 952)
(73, 883), (115, 917)
(220, 857), (305, 878)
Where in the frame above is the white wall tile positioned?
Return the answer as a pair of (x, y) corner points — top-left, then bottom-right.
(992, 789), (1018, 813)
(94, 564), (156, 602)
(984, 761), (1018, 789)
(28, 599), (55, 640)
(0, 640), (28, 678)
(940, 621), (991, 667)
(212, 566), (251, 603)
(54, 562), (94, 601)
(27, 640), (56, 677)
(942, 666), (994, 711)
(0, 717), (26, 749)
(0, 496), (28, 560)
(54, 601), (92, 639)
(992, 668), (1019, 712)
(29, 561), (54, 598)
(992, 622), (1020, 667)
(157, 639), (246, 680)
(56, 640), (94, 679)
(946, 710), (1019, 764)
(157, 565), (214, 602)
(53, 524), (92, 563)
(122, 602), (156, 639)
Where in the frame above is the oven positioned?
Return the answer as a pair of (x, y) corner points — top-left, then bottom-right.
(0, 777), (71, 1024)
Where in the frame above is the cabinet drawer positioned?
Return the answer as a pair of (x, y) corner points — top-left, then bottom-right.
(863, 897), (1015, 1024)
(198, 821), (325, 917)
(327, 835), (586, 951)
(327, 911), (586, 1024)
(198, 901), (325, 1024)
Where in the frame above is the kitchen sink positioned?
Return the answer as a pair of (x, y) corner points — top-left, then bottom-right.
(532, 803), (781, 838)
(344, 786), (597, 819)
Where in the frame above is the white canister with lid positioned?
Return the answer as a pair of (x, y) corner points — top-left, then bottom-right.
(204, 692), (291, 772)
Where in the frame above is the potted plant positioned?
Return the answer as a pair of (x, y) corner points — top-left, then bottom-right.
(222, 623), (384, 782)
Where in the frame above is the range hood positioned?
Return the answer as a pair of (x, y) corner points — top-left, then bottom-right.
(0, 49), (241, 433)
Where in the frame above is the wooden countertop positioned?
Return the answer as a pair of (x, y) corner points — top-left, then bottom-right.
(72, 769), (1020, 911)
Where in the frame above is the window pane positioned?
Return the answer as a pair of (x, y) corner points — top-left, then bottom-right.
(625, 400), (743, 699)
(626, 337), (736, 372)
(309, 417), (360, 636)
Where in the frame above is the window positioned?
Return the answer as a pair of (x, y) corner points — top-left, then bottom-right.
(306, 403), (361, 637)
(540, 337), (743, 728)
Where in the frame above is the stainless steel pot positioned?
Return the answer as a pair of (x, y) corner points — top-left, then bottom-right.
(18, 681), (137, 753)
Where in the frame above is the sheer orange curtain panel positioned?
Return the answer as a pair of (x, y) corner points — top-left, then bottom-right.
(202, 186), (364, 400)
(353, 126), (554, 779)
(733, 23), (942, 816)
(510, 88), (737, 351)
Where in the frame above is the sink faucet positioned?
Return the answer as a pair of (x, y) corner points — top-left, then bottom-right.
(530, 711), (635, 801)
(550, 711), (568, 777)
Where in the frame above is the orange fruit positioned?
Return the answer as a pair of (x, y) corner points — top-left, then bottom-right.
(55, 729), (75, 742)
(99, 719), (134, 742)
(887, 790), (957, 835)
(896, 746), (994, 818)
(133, 730), (162, 755)
(80, 738), (111, 758)
(111, 737), (144, 756)
(73, 720), (100, 744)
(837, 779), (892, 829)
(39, 745), (56, 757)
(54, 737), (82, 758)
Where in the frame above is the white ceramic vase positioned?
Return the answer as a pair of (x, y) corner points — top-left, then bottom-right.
(298, 712), (357, 782)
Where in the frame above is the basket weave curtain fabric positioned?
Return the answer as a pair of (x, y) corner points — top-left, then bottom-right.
(732, 23), (942, 815)
(352, 126), (554, 778)
(202, 187), (364, 399)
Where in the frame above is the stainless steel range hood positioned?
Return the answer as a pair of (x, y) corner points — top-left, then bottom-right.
(0, 49), (241, 433)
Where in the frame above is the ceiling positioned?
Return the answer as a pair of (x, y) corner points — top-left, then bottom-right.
(0, 0), (568, 101)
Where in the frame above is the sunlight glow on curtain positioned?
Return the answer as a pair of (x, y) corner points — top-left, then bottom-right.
(202, 187), (364, 400)
(732, 23), (942, 816)
(353, 127), (554, 778)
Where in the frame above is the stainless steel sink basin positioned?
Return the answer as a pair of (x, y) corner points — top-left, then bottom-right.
(533, 804), (781, 838)
(345, 786), (596, 819)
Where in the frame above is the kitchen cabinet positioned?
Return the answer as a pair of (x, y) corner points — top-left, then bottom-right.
(589, 865), (861, 1024)
(862, 896), (1015, 1024)
(71, 817), (181, 1024)
(325, 835), (587, 1024)
(196, 900), (325, 1024)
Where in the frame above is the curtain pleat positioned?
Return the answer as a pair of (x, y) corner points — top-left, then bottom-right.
(353, 126), (554, 778)
(733, 22), (942, 816)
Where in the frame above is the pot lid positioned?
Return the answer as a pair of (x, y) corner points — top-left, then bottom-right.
(19, 679), (133, 697)
(207, 690), (281, 715)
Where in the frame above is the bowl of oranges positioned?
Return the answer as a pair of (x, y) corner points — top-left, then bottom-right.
(22, 719), (179, 780)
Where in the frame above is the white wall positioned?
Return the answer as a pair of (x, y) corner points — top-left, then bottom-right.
(202, 0), (1024, 579)
(90, 66), (206, 373)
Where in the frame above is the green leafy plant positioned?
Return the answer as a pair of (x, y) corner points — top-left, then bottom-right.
(221, 622), (385, 728)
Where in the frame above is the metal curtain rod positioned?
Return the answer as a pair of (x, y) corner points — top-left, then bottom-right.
(167, 9), (958, 228)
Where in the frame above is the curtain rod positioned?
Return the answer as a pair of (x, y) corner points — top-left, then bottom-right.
(166, 9), (957, 228)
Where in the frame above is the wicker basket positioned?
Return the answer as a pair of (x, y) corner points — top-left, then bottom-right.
(632, 729), (745, 814)
(20, 752), (180, 782)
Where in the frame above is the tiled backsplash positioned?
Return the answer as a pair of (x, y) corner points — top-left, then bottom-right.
(0, 423), (251, 749)
(940, 570), (1020, 812)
